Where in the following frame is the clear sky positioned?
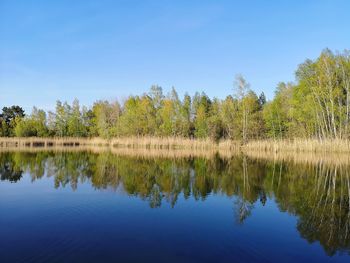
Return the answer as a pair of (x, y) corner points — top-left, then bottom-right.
(1, 0), (349, 112)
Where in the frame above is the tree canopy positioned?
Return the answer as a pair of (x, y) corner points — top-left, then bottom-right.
(2, 49), (350, 141)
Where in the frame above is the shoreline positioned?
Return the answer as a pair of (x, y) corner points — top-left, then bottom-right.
(1, 137), (350, 153)
(1, 144), (350, 167)
(1, 137), (350, 166)
(0, 137), (239, 150)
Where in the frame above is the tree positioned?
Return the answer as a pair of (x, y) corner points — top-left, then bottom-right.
(289, 49), (350, 139)
(3, 48), (350, 141)
(193, 93), (211, 138)
(179, 93), (192, 137)
(81, 107), (95, 137)
(149, 85), (164, 110)
(258, 92), (266, 109)
(14, 107), (48, 137)
(207, 98), (223, 141)
(53, 101), (70, 137)
(137, 95), (157, 135)
(263, 82), (293, 139)
(67, 99), (86, 137)
(221, 95), (240, 139)
(0, 106), (25, 136)
(158, 98), (175, 136)
(14, 118), (36, 137)
(234, 75), (259, 142)
(118, 93), (157, 136)
(92, 100), (121, 138)
(32, 107), (48, 137)
(244, 91), (264, 139)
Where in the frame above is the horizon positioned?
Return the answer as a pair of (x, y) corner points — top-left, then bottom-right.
(1, 0), (350, 113)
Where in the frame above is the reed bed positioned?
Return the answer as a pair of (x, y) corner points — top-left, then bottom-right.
(0, 137), (109, 147)
(1, 137), (350, 154)
(2, 137), (350, 165)
(244, 139), (350, 153)
(110, 136), (240, 150)
(0, 136), (240, 151)
(2, 145), (350, 166)
(0, 145), (240, 160)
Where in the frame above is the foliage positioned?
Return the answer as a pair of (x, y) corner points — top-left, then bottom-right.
(2, 49), (350, 141)
(0, 105), (25, 136)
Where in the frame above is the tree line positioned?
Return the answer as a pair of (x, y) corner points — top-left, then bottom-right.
(1, 49), (349, 141)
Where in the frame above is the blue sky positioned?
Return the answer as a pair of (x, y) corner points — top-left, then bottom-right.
(1, 0), (349, 112)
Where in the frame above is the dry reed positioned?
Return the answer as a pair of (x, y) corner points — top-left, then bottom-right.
(2, 137), (350, 165)
(1, 137), (350, 154)
(244, 139), (350, 153)
(0, 136), (240, 151)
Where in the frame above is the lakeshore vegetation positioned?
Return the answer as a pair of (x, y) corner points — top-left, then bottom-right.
(1, 49), (350, 145)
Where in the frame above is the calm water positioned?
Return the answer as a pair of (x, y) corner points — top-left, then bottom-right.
(0, 151), (349, 263)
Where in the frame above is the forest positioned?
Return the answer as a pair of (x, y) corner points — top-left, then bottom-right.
(1, 49), (350, 142)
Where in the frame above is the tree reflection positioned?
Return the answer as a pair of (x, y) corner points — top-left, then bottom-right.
(0, 151), (349, 255)
(0, 153), (23, 182)
(234, 197), (253, 225)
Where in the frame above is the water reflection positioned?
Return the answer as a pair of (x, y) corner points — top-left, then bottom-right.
(0, 153), (23, 182)
(0, 151), (349, 256)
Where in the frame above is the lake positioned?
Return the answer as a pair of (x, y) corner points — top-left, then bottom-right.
(0, 150), (349, 263)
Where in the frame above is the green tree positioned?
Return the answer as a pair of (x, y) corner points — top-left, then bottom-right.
(234, 75), (262, 142)
(193, 93), (211, 138)
(32, 107), (49, 137)
(14, 117), (36, 137)
(118, 94), (157, 136)
(67, 99), (87, 137)
(92, 100), (121, 138)
(180, 93), (192, 137)
(52, 101), (70, 137)
(158, 98), (175, 136)
(207, 98), (223, 141)
(14, 107), (48, 137)
(292, 49), (350, 139)
(263, 82), (293, 139)
(221, 95), (240, 139)
(158, 87), (185, 136)
(0, 106), (25, 136)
